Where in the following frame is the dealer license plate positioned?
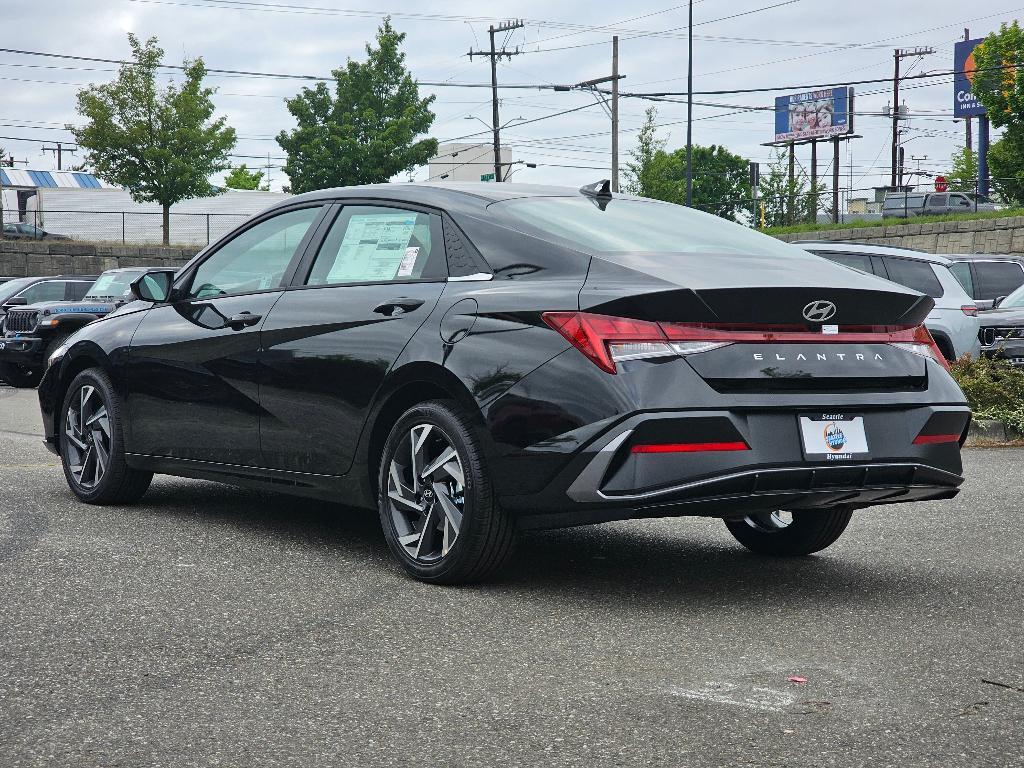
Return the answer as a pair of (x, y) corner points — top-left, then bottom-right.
(799, 414), (869, 461)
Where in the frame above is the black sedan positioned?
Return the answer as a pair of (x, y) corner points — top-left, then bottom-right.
(979, 284), (1024, 366)
(2, 222), (70, 240)
(38, 182), (970, 583)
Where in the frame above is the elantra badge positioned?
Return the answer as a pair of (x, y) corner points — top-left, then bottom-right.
(802, 300), (837, 322)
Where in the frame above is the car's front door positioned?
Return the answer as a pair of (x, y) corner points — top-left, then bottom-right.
(258, 203), (449, 475)
(125, 205), (325, 465)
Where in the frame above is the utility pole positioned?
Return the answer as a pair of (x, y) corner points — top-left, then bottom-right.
(42, 141), (78, 170)
(685, 0), (694, 206)
(469, 20), (524, 182)
(890, 46), (934, 188)
(611, 36), (619, 192)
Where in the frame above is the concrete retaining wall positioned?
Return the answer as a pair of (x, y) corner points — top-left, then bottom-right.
(776, 215), (1024, 255)
(0, 240), (199, 278)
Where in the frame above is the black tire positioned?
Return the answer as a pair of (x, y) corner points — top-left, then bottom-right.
(59, 367), (153, 505)
(0, 361), (43, 388)
(724, 507), (854, 556)
(377, 399), (515, 584)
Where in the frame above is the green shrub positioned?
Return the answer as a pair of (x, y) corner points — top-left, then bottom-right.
(949, 355), (1024, 432)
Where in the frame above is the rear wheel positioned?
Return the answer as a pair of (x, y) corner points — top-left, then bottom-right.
(377, 400), (515, 584)
(724, 507), (854, 556)
(60, 367), (153, 504)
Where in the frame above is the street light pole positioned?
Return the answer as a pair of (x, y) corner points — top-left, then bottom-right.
(685, 0), (694, 207)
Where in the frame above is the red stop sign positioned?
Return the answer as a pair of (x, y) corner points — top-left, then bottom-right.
(935, 176), (948, 192)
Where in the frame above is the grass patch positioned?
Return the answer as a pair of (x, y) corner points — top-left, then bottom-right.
(763, 207), (1024, 236)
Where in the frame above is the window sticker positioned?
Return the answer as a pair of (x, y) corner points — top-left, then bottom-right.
(396, 246), (420, 278)
(326, 213), (417, 282)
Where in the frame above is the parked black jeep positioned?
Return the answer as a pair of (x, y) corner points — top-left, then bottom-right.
(0, 267), (150, 388)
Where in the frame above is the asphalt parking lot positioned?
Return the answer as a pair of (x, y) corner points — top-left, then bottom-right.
(1, 385), (1022, 767)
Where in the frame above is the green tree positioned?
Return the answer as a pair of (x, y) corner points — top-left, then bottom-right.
(72, 35), (236, 245)
(758, 148), (809, 227)
(971, 22), (1024, 131)
(223, 164), (267, 191)
(988, 128), (1024, 206)
(644, 145), (752, 220)
(622, 106), (666, 197)
(945, 147), (979, 192)
(277, 18), (437, 193)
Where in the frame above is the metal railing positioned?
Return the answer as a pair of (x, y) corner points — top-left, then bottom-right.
(3, 208), (256, 246)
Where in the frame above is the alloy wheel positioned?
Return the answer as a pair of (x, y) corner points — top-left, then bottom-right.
(743, 510), (793, 533)
(386, 423), (466, 563)
(64, 384), (111, 489)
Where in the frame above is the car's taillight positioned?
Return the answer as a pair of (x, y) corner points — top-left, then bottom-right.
(542, 312), (950, 373)
(961, 305), (979, 317)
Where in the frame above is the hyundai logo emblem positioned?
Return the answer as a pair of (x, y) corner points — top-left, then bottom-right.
(802, 300), (837, 323)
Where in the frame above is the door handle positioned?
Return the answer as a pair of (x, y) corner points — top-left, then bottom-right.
(224, 311), (262, 330)
(373, 298), (425, 317)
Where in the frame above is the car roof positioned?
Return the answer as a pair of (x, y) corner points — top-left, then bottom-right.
(276, 181), (617, 214)
(793, 241), (954, 265)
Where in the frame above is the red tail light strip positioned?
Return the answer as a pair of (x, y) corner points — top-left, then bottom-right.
(542, 311), (948, 374)
(912, 433), (961, 445)
(631, 441), (750, 454)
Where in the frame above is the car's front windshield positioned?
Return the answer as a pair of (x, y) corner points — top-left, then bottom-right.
(1000, 283), (1024, 308)
(0, 277), (35, 303)
(84, 270), (145, 300)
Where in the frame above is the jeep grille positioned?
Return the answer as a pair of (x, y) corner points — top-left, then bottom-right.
(5, 310), (38, 333)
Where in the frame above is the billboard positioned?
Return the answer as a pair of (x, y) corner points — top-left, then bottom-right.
(773, 87), (852, 142)
(953, 38), (986, 117)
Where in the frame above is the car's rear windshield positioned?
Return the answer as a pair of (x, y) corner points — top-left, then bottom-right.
(490, 196), (809, 259)
(84, 270), (146, 300)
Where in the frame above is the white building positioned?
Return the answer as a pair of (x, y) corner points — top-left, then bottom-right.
(428, 143), (514, 183)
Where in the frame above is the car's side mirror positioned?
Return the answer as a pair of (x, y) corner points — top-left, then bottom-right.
(130, 270), (176, 303)
(3, 296), (29, 307)
(993, 295), (1007, 308)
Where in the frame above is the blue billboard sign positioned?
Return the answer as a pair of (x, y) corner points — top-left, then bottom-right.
(773, 87), (852, 143)
(953, 38), (986, 117)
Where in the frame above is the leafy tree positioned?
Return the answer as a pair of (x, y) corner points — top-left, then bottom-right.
(988, 128), (1024, 206)
(72, 35), (236, 245)
(971, 22), (1024, 131)
(277, 18), (437, 193)
(758, 148), (809, 227)
(945, 147), (979, 193)
(622, 107), (666, 197)
(223, 164), (267, 191)
(644, 145), (752, 221)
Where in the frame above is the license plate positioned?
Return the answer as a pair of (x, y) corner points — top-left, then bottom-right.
(799, 414), (869, 461)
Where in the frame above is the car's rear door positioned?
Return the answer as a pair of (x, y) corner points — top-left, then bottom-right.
(125, 204), (326, 465)
(258, 202), (449, 476)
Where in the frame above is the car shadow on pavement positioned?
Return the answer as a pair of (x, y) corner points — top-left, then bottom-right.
(132, 477), (936, 607)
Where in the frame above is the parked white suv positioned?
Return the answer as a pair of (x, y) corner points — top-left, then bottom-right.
(796, 242), (981, 361)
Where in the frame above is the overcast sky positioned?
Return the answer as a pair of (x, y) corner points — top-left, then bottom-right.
(0, 0), (1015, 199)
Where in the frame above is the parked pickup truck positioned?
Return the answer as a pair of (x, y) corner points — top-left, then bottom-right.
(882, 191), (999, 219)
(0, 267), (149, 388)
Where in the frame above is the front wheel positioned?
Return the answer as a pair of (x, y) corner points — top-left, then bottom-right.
(60, 367), (153, 504)
(724, 508), (853, 556)
(377, 400), (515, 584)
(0, 361), (43, 388)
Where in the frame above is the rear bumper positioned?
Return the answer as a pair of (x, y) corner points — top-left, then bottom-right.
(0, 335), (45, 365)
(503, 405), (969, 529)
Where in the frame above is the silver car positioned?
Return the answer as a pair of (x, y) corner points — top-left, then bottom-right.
(797, 242), (981, 361)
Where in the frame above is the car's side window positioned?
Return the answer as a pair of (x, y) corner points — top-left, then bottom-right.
(187, 206), (321, 300)
(927, 194), (948, 208)
(18, 280), (67, 304)
(881, 257), (944, 298)
(821, 252), (873, 274)
(305, 206), (447, 286)
(949, 262), (975, 297)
